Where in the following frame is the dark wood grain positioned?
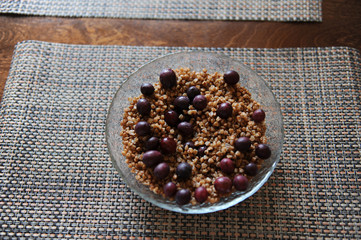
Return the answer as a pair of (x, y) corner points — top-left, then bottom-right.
(1, 0), (361, 101)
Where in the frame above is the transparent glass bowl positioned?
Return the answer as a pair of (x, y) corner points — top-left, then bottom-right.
(106, 51), (284, 214)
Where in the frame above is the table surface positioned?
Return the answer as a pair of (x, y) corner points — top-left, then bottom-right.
(0, 0), (360, 102)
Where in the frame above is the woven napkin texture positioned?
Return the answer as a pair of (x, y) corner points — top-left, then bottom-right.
(0, 0), (322, 22)
(0, 41), (360, 239)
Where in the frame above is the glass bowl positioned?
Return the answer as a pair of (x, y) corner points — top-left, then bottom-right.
(106, 51), (284, 214)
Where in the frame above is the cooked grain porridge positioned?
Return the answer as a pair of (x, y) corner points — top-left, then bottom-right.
(120, 68), (271, 205)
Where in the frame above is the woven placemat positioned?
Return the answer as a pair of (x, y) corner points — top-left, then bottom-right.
(0, 41), (360, 239)
(0, 0), (322, 22)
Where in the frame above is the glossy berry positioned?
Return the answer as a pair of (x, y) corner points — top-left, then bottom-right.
(142, 150), (163, 168)
(192, 95), (207, 110)
(176, 162), (192, 180)
(160, 68), (177, 89)
(186, 86), (201, 101)
(234, 137), (251, 152)
(174, 96), (190, 110)
(145, 136), (159, 150)
(135, 121), (150, 136)
(154, 162), (170, 179)
(244, 162), (258, 176)
(216, 102), (233, 119)
(255, 144), (271, 159)
(233, 175), (249, 191)
(177, 122), (193, 137)
(140, 83), (155, 96)
(194, 186), (208, 203)
(198, 146), (207, 157)
(214, 176), (232, 194)
(219, 158), (235, 174)
(160, 137), (177, 154)
(164, 110), (179, 127)
(223, 70), (240, 85)
(136, 98), (151, 116)
(184, 141), (196, 150)
(252, 109), (266, 123)
(175, 189), (191, 205)
(164, 182), (177, 197)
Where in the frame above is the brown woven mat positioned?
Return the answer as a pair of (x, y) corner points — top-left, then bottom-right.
(0, 41), (360, 239)
(0, 0), (322, 22)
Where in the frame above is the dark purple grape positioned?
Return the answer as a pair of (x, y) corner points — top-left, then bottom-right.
(140, 83), (155, 96)
(136, 98), (151, 116)
(164, 182), (177, 197)
(233, 175), (249, 191)
(176, 162), (192, 180)
(187, 86), (201, 101)
(192, 95), (207, 110)
(135, 121), (150, 136)
(160, 68), (177, 89)
(164, 110), (179, 127)
(184, 141), (196, 150)
(216, 102), (233, 119)
(194, 186), (208, 203)
(177, 122), (193, 137)
(154, 162), (170, 179)
(252, 109), (266, 123)
(214, 176), (232, 194)
(255, 144), (271, 159)
(174, 96), (190, 110)
(175, 189), (191, 205)
(223, 70), (240, 85)
(234, 137), (251, 152)
(219, 158), (235, 174)
(160, 137), (177, 154)
(244, 162), (258, 176)
(145, 137), (159, 150)
(197, 146), (207, 157)
(142, 150), (163, 168)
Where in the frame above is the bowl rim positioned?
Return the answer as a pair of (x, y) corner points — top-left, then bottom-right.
(106, 50), (284, 214)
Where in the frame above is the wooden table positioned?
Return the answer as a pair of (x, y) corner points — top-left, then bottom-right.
(0, 0), (360, 101)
